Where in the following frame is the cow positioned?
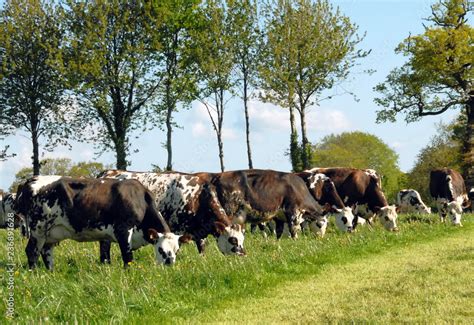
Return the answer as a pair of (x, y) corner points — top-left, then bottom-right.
(16, 176), (189, 270)
(429, 168), (469, 226)
(467, 188), (474, 212)
(199, 169), (329, 239)
(307, 167), (399, 231)
(0, 193), (19, 228)
(296, 172), (355, 233)
(396, 189), (431, 214)
(99, 170), (245, 257)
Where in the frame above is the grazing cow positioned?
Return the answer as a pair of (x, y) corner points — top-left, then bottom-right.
(296, 171), (355, 233)
(99, 170), (245, 256)
(16, 177), (188, 270)
(429, 168), (469, 225)
(200, 169), (329, 238)
(396, 189), (431, 214)
(307, 167), (399, 231)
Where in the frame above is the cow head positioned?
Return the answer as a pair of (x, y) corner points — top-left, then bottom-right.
(374, 205), (399, 231)
(308, 216), (328, 237)
(443, 201), (463, 226)
(148, 230), (192, 265)
(215, 222), (245, 256)
(332, 206), (355, 233)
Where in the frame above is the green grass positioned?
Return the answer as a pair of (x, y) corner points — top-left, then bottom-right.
(1, 214), (473, 323)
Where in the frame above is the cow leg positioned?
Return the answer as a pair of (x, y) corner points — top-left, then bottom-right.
(250, 223), (258, 234)
(285, 213), (299, 239)
(275, 219), (285, 239)
(99, 240), (112, 264)
(41, 244), (54, 271)
(195, 238), (207, 255)
(25, 236), (45, 269)
(439, 213), (446, 223)
(115, 227), (134, 267)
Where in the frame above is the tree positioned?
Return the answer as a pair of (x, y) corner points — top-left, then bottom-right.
(228, 0), (262, 169)
(9, 158), (111, 192)
(154, 0), (200, 171)
(65, 0), (165, 170)
(193, 0), (235, 172)
(406, 119), (463, 205)
(260, 0), (367, 171)
(375, 0), (474, 185)
(310, 131), (402, 200)
(0, 0), (72, 175)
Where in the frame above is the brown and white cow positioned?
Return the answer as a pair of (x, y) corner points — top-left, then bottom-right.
(16, 177), (188, 270)
(296, 171), (356, 233)
(429, 168), (469, 225)
(396, 189), (431, 214)
(199, 169), (329, 238)
(99, 170), (245, 256)
(307, 167), (399, 231)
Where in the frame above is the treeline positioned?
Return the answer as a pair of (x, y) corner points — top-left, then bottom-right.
(0, 0), (367, 174)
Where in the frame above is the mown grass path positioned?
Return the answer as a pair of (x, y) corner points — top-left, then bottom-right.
(196, 227), (474, 323)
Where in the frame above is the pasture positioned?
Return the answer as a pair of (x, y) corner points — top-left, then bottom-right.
(1, 214), (473, 323)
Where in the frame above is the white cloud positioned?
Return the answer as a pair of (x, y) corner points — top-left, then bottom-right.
(190, 102), (238, 140)
(248, 101), (352, 134)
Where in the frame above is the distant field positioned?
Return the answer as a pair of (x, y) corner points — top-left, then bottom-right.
(1, 214), (473, 323)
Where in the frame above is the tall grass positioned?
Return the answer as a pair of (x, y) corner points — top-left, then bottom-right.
(0, 214), (472, 323)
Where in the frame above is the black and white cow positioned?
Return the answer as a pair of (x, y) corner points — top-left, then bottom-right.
(307, 167), (399, 231)
(99, 170), (245, 256)
(396, 189), (431, 214)
(296, 171), (355, 233)
(16, 176), (189, 270)
(199, 169), (329, 238)
(430, 168), (469, 225)
(0, 193), (19, 228)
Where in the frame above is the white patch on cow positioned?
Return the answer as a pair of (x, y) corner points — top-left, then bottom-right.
(308, 173), (329, 189)
(153, 233), (182, 265)
(127, 228), (134, 247)
(217, 224), (245, 256)
(333, 207), (355, 233)
(377, 205), (399, 231)
(364, 169), (378, 178)
(396, 189), (431, 214)
(446, 175), (455, 199)
(29, 176), (62, 195)
(309, 216), (328, 237)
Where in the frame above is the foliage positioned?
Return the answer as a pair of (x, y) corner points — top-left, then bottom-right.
(406, 119), (463, 206)
(374, 0), (474, 181)
(1, 214), (472, 322)
(193, 0), (236, 172)
(65, 0), (166, 169)
(9, 158), (111, 192)
(260, 0), (368, 169)
(0, 0), (73, 174)
(310, 131), (402, 201)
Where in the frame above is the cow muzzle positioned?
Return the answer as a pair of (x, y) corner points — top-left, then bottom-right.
(232, 246), (246, 256)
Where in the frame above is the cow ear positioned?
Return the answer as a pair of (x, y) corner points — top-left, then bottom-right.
(323, 203), (332, 213)
(179, 234), (193, 245)
(148, 229), (161, 242)
(395, 206), (401, 213)
(214, 221), (227, 234)
(231, 223), (242, 232)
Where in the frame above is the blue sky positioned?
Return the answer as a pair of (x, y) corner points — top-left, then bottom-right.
(0, 0), (460, 190)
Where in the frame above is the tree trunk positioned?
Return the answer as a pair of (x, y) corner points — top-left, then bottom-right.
(462, 97), (474, 188)
(165, 84), (173, 171)
(115, 136), (127, 170)
(243, 77), (253, 169)
(289, 105), (301, 172)
(31, 129), (40, 176)
(218, 90), (225, 173)
(217, 130), (225, 172)
(299, 106), (310, 170)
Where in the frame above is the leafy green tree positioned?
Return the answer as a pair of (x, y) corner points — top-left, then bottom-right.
(406, 120), (463, 206)
(65, 0), (165, 170)
(228, 0), (262, 169)
(260, 0), (367, 171)
(193, 0), (235, 172)
(375, 0), (474, 185)
(310, 131), (402, 201)
(154, 0), (200, 171)
(9, 158), (111, 192)
(0, 0), (72, 175)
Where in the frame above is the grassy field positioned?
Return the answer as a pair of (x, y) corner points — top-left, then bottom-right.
(1, 214), (473, 323)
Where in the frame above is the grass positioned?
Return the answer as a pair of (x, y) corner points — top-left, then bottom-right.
(0, 213), (473, 323)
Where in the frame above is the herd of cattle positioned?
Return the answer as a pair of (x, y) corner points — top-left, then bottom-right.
(0, 167), (472, 270)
